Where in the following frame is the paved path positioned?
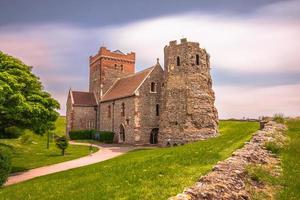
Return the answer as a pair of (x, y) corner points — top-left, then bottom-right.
(5, 142), (134, 186)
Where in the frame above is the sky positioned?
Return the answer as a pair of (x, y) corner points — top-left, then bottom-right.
(0, 0), (299, 119)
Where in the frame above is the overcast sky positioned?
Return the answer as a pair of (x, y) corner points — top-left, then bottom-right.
(0, 0), (299, 118)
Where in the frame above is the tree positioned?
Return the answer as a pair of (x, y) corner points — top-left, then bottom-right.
(0, 51), (60, 136)
(55, 136), (68, 156)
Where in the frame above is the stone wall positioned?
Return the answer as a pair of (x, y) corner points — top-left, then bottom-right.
(99, 64), (164, 144)
(134, 64), (164, 144)
(169, 121), (287, 200)
(69, 106), (97, 131)
(100, 97), (137, 144)
(159, 38), (218, 146)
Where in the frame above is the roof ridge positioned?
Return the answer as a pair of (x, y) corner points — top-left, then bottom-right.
(121, 65), (155, 79)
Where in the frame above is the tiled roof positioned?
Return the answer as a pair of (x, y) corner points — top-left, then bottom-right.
(101, 66), (155, 102)
(113, 50), (125, 55)
(71, 91), (97, 106)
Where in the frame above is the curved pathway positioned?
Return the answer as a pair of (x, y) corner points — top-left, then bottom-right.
(5, 142), (134, 186)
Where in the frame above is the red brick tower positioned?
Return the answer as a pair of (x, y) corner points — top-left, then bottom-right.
(89, 47), (135, 101)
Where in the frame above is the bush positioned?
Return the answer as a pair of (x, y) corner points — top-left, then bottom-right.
(69, 130), (96, 140)
(99, 131), (114, 143)
(0, 147), (12, 186)
(69, 130), (114, 143)
(265, 141), (281, 155)
(1, 126), (24, 139)
(273, 113), (285, 124)
(55, 136), (69, 156)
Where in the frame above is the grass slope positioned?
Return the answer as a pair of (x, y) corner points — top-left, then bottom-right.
(276, 119), (300, 199)
(0, 116), (97, 173)
(0, 121), (258, 200)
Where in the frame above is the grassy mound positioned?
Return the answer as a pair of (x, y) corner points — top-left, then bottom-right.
(0, 117), (97, 173)
(0, 120), (258, 199)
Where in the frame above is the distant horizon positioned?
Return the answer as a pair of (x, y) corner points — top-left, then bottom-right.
(1, 0), (299, 118)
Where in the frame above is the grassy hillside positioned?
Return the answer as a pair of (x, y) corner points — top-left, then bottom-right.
(0, 121), (259, 199)
(276, 119), (300, 199)
(0, 116), (97, 173)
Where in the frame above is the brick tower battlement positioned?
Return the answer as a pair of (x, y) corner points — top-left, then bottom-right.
(159, 38), (219, 145)
(89, 47), (136, 100)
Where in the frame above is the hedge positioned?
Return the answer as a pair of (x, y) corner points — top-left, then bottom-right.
(69, 130), (114, 143)
(98, 131), (114, 143)
(69, 130), (96, 140)
(0, 146), (12, 186)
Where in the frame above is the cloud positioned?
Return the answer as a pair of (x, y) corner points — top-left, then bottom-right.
(0, 0), (299, 117)
(214, 84), (300, 119)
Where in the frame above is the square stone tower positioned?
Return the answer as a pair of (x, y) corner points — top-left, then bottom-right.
(159, 38), (218, 146)
(89, 47), (135, 101)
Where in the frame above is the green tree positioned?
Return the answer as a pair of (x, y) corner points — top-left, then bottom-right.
(55, 136), (69, 156)
(0, 51), (60, 135)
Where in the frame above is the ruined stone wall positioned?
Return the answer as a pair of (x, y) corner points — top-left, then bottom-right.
(134, 65), (164, 144)
(70, 106), (97, 131)
(169, 121), (287, 200)
(159, 38), (218, 145)
(100, 97), (137, 144)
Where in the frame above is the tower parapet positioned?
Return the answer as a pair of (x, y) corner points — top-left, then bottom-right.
(89, 47), (135, 100)
(159, 38), (218, 146)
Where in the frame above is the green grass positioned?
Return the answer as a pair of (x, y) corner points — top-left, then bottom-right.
(0, 121), (259, 199)
(0, 117), (98, 173)
(276, 119), (300, 199)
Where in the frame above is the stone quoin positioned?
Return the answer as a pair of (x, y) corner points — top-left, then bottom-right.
(66, 39), (218, 145)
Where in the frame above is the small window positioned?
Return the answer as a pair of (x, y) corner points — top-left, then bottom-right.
(156, 104), (159, 116)
(196, 54), (200, 65)
(121, 64), (124, 71)
(150, 82), (156, 93)
(121, 103), (125, 117)
(176, 56), (180, 66)
(108, 105), (111, 118)
(114, 64), (117, 69)
(126, 118), (130, 125)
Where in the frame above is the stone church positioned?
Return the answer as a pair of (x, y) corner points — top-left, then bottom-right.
(66, 38), (218, 145)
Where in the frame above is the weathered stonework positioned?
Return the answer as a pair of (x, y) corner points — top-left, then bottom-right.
(159, 38), (218, 145)
(169, 121), (287, 200)
(66, 38), (219, 145)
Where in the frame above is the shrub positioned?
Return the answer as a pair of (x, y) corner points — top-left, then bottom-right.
(0, 147), (12, 186)
(69, 130), (96, 140)
(273, 113), (285, 124)
(265, 141), (281, 155)
(99, 131), (114, 143)
(1, 126), (24, 139)
(55, 136), (69, 156)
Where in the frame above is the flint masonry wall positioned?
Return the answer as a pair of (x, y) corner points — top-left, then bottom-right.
(159, 39), (218, 145)
(100, 97), (137, 144)
(134, 65), (164, 144)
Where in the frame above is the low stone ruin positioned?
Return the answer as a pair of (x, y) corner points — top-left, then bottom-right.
(169, 121), (287, 200)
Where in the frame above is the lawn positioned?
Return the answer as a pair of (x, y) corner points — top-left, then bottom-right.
(276, 119), (300, 199)
(0, 116), (98, 173)
(0, 120), (259, 200)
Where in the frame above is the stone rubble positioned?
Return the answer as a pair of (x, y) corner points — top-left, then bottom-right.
(169, 121), (287, 200)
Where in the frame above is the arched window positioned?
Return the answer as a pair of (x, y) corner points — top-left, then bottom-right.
(121, 103), (125, 117)
(150, 82), (156, 93)
(121, 64), (124, 71)
(196, 54), (200, 65)
(114, 64), (117, 69)
(177, 56), (180, 66)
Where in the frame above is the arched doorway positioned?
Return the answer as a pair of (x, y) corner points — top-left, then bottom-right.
(119, 124), (125, 143)
(150, 128), (159, 144)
